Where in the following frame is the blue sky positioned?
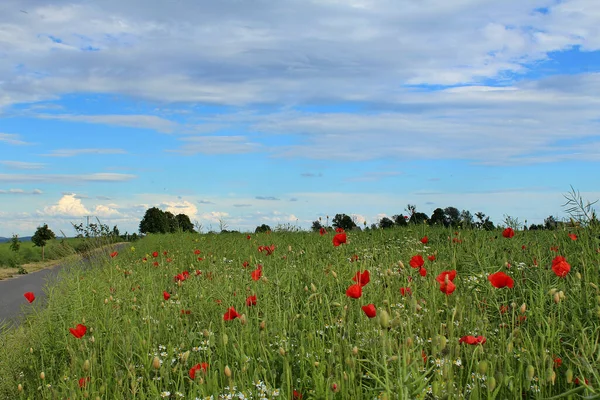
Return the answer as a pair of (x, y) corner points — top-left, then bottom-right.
(1, 0), (599, 237)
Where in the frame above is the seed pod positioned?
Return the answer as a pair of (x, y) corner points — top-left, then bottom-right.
(526, 365), (535, 381)
(559, 291), (565, 300)
(152, 356), (161, 370)
(331, 271), (337, 279)
(279, 347), (286, 356)
(576, 272), (582, 280)
(39, 372), (45, 380)
(379, 310), (390, 329)
(548, 288), (558, 296)
(314, 361), (320, 367)
(487, 376), (496, 392)
(203, 329), (210, 337)
(239, 314), (247, 325)
(519, 303), (527, 314)
(17, 384), (23, 392)
(83, 359), (90, 372)
(29, 348), (33, 354)
(553, 292), (561, 304)
(259, 320), (266, 330)
(222, 333), (228, 346)
(566, 368), (573, 383)
(352, 346), (358, 355)
(311, 283), (317, 292)
(507, 341), (513, 353)
(478, 361), (489, 374)
(224, 365), (232, 378)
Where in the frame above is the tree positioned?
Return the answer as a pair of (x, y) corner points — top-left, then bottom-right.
(332, 214), (357, 231)
(392, 214), (408, 226)
(409, 212), (429, 225)
(9, 234), (20, 253)
(460, 210), (474, 228)
(139, 207), (170, 234)
(429, 208), (446, 226)
(255, 224), (272, 233)
(32, 224), (56, 260)
(311, 220), (323, 232)
(175, 214), (195, 233)
(444, 207), (460, 227)
(544, 215), (558, 230)
(379, 217), (394, 229)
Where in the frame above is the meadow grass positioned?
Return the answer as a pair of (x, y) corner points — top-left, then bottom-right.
(0, 226), (599, 399)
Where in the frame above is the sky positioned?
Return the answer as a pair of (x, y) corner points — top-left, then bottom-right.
(1, 0), (599, 237)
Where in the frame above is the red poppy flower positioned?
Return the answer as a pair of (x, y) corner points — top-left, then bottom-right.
(502, 227), (515, 238)
(459, 335), (486, 345)
(420, 236), (428, 244)
(153, 261), (159, 267)
(110, 251), (118, 258)
(436, 270), (457, 295)
(78, 377), (90, 388)
(551, 256), (570, 278)
(163, 291), (170, 301)
(418, 267), (427, 277)
(69, 324), (87, 339)
(24, 292), (35, 303)
(181, 309), (191, 315)
(422, 350), (427, 364)
(350, 254), (359, 262)
(499, 305), (509, 314)
(522, 245), (526, 250)
(242, 261), (249, 268)
(427, 255), (436, 262)
(194, 249), (201, 255)
(163, 251), (168, 255)
(224, 307), (240, 321)
(574, 377), (589, 385)
(195, 269), (202, 275)
(189, 362), (209, 379)
(436, 270), (457, 284)
(409, 255), (424, 269)
(352, 270), (370, 287)
(335, 227), (344, 233)
(333, 233), (347, 246)
(361, 304), (377, 318)
(246, 295), (257, 306)
(246, 235), (251, 239)
(452, 238), (462, 243)
(399, 287), (412, 296)
(550, 246), (559, 252)
(319, 227), (327, 236)
(251, 265), (263, 281)
(568, 233), (577, 241)
(152, 251), (159, 258)
(346, 284), (362, 299)
(293, 390), (303, 399)
(488, 271), (514, 288)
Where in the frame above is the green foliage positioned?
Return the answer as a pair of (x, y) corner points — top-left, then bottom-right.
(139, 207), (196, 234)
(332, 213), (357, 231)
(31, 224), (56, 260)
(392, 214), (408, 226)
(2, 227), (600, 398)
(9, 234), (20, 253)
(430, 208), (446, 226)
(379, 216), (394, 229)
(254, 224), (272, 233)
(311, 220), (323, 232)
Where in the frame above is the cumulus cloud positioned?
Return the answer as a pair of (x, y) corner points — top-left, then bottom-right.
(42, 193), (90, 217)
(160, 200), (198, 218)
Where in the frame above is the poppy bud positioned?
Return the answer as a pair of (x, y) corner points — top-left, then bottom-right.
(259, 320), (266, 330)
(566, 368), (573, 383)
(39, 372), (45, 380)
(152, 356), (161, 370)
(203, 329), (210, 338)
(553, 292), (561, 304)
(331, 271), (337, 279)
(222, 333), (228, 346)
(224, 365), (232, 378)
(547, 369), (556, 384)
(526, 365), (535, 381)
(83, 359), (90, 372)
(548, 288), (557, 296)
(406, 337), (413, 347)
(279, 347), (286, 356)
(18, 384), (23, 392)
(240, 314), (247, 325)
(488, 376), (496, 392)
(104, 298), (109, 304)
(576, 272), (582, 280)
(331, 383), (339, 393)
(507, 341), (513, 353)
(314, 361), (319, 367)
(398, 261), (405, 269)
(352, 346), (358, 355)
(519, 303), (527, 314)
(311, 283), (317, 292)
(379, 310), (390, 329)
(89, 336), (95, 343)
(558, 291), (565, 300)
(478, 361), (489, 374)
(343, 371), (348, 381)
(30, 347), (33, 354)
(589, 282), (599, 291)
(304, 286), (308, 292)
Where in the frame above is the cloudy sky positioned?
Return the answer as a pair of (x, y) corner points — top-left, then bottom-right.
(1, 0), (599, 237)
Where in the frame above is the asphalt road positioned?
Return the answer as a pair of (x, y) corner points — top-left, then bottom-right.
(0, 264), (65, 329)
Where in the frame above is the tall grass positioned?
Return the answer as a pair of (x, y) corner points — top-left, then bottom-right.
(0, 226), (598, 399)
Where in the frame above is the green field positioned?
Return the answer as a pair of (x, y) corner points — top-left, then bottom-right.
(1, 226), (599, 399)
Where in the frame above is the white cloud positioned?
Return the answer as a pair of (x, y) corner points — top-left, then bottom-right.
(42, 194), (90, 217)
(0, 173), (136, 183)
(161, 200), (198, 219)
(94, 204), (121, 217)
(36, 113), (178, 133)
(0, 161), (45, 169)
(0, 133), (32, 145)
(42, 148), (127, 157)
(0, 188), (43, 195)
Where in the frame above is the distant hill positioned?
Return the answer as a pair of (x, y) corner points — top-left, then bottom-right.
(0, 236), (32, 243)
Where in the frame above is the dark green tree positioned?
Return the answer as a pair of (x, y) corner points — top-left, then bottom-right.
(444, 207), (461, 227)
(332, 214), (357, 231)
(175, 214), (195, 232)
(460, 210), (474, 228)
(139, 207), (169, 234)
(409, 212), (429, 225)
(255, 224), (272, 233)
(9, 234), (20, 253)
(429, 208), (446, 226)
(392, 214), (408, 226)
(32, 224), (56, 260)
(311, 220), (323, 232)
(544, 215), (558, 230)
(379, 217), (394, 229)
